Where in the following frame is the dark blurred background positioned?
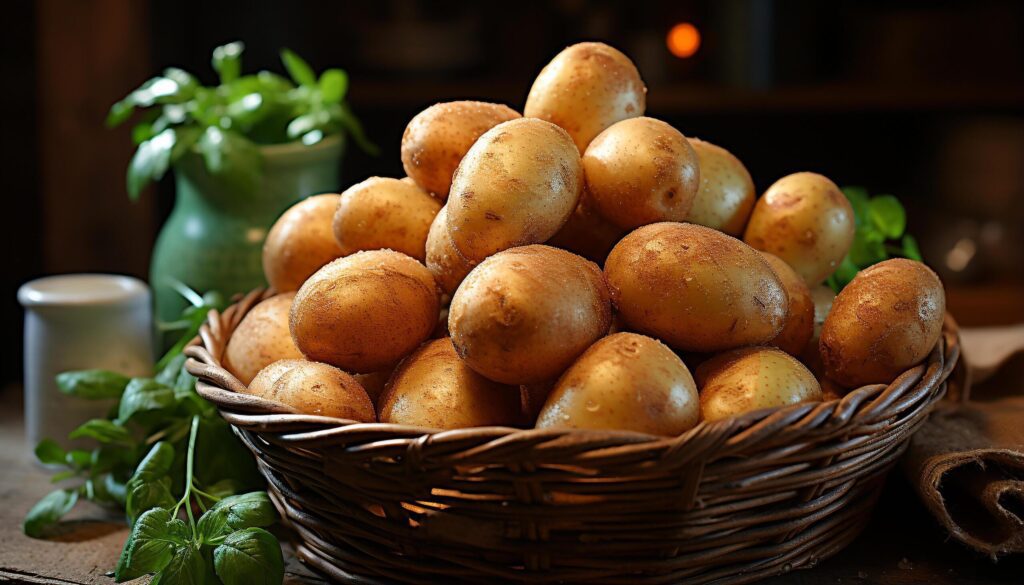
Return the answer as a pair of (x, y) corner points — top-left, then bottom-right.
(4, 0), (1024, 384)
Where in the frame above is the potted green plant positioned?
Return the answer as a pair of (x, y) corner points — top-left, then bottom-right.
(108, 41), (376, 328)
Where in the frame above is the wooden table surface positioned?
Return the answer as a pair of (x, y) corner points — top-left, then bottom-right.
(1, 384), (1021, 585)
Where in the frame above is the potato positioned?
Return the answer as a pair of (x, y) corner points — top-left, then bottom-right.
(333, 177), (442, 262)
(546, 193), (627, 264)
(696, 347), (822, 423)
(687, 139), (756, 236)
(378, 338), (522, 429)
(245, 359), (375, 421)
(536, 333), (700, 436)
(761, 252), (814, 356)
(820, 258), (945, 386)
(524, 42), (647, 153)
(449, 245), (612, 384)
(290, 250), (440, 373)
(401, 101), (521, 199)
(583, 117), (700, 230)
(222, 293), (303, 385)
(353, 368), (393, 406)
(604, 222), (787, 353)
(425, 206), (475, 295)
(743, 172), (855, 285)
(447, 118), (583, 262)
(262, 194), (343, 292)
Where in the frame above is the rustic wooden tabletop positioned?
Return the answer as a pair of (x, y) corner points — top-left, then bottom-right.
(1, 383), (1020, 585)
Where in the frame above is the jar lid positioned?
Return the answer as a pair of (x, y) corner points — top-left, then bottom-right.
(18, 274), (150, 308)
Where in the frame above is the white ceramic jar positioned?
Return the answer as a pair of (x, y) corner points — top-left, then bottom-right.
(18, 274), (154, 453)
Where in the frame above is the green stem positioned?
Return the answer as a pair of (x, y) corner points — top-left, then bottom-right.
(172, 416), (201, 531)
(192, 488), (223, 503)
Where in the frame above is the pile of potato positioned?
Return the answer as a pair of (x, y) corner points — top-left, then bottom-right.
(224, 42), (946, 436)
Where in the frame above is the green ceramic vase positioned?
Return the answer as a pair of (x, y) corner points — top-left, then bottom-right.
(149, 135), (343, 326)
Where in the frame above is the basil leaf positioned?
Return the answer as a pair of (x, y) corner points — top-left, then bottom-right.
(127, 128), (177, 200)
(56, 370), (130, 400)
(152, 544), (215, 585)
(902, 234), (923, 261)
(210, 492), (276, 530)
(280, 48), (316, 87)
(842, 186), (871, 229)
(848, 230), (887, 267)
(318, 69), (348, 104)
(118, 379), (176, 423)
(107, 99), (136, 127)
(197, 126), (262, 194)
(136, 442), (176, 477)
(35, 438), (67, 466)
(868, 195), (906, 239)
(65, 449), (92, 469)
(103, 473), (128, 506)
(213, 528), (284, 585)
(212, 41), (244, 85)
(50, 470), (77, 483)
(126, 477), (176, 526)
(155, 353), (187, 387)
(115, 507), (183, 582)
(196, 507), (229, 543)
(23, 489), (78, 538)
(69, 419), (134, 445)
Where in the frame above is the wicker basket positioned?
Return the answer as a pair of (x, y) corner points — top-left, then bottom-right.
(185, 288), (960, 585)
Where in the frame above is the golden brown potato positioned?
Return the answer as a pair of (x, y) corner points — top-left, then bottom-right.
(447, 118), (583, 262)
(222, 293), (303, 385)
(449, 245), (612, 384)
(244, 359), (375, 421)
(687, 139), (756, 236)
(401, 101), (521, 199)
(536, 333), (700, 436)
(425, 206), (475, 295)
(761, 252), (814, 357)
(332, 177), (442, 262)
(696, 347), (822, 423)
(378, 338), (522, 429)
(820, 258), (945, 387)
(524, 42), (647, 153)
(605, 222), (787, 353)
(743, 172), (855, 286)
(546, 192), (628, 264)
(583, 117), (700, 230)
(290, 250), (440, 373)
(262, 194), (343, 292)
(353, 368), (393, 406)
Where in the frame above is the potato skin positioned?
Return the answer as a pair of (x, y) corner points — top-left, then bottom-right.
(605, 222), (787, 353)
(583, 117), (700, 230)
(449, 245), (612, 384)
(262, 194), (343, 292)
(290, 250), (440, 373)
(333, 177), (441, 262)
(378, 338), (522, 429)
(546, 192), (627, 264)
(687, 139), (756, 236)
(401, 101), (521, 199)
(744, 172), (855, 286)
(537, 333), (700, 436)
(524, 42), (646, 153)
(820, 258), (945, 386)
(222, 293), (303, 385)
(761, 253), (814, 357)
(697, 347), (822, 423)
(447, 118), (583, 262)
(245, 359), (375, 421)
(425, 206), (475, 295)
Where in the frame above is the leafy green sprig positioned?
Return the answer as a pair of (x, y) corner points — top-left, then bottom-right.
(107, 41), (377, 199)
(114, 416), (283, 585)
(23, 287), (262, 538)
(826, 187), (923, 292)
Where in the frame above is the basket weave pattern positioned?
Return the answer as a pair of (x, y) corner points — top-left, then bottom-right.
(185, 288), (960, 585)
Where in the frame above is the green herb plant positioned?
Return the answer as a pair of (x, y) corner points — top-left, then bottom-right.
(23, 286), (262, 539)
(107, 41), (377, 199)
(826, 187), (923, 292)
(114, 417), (283, 585)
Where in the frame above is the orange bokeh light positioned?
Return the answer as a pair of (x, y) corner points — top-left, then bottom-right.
(667, 22), (701, 58)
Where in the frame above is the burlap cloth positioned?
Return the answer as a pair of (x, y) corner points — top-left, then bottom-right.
(904, 324), (1024, 558)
